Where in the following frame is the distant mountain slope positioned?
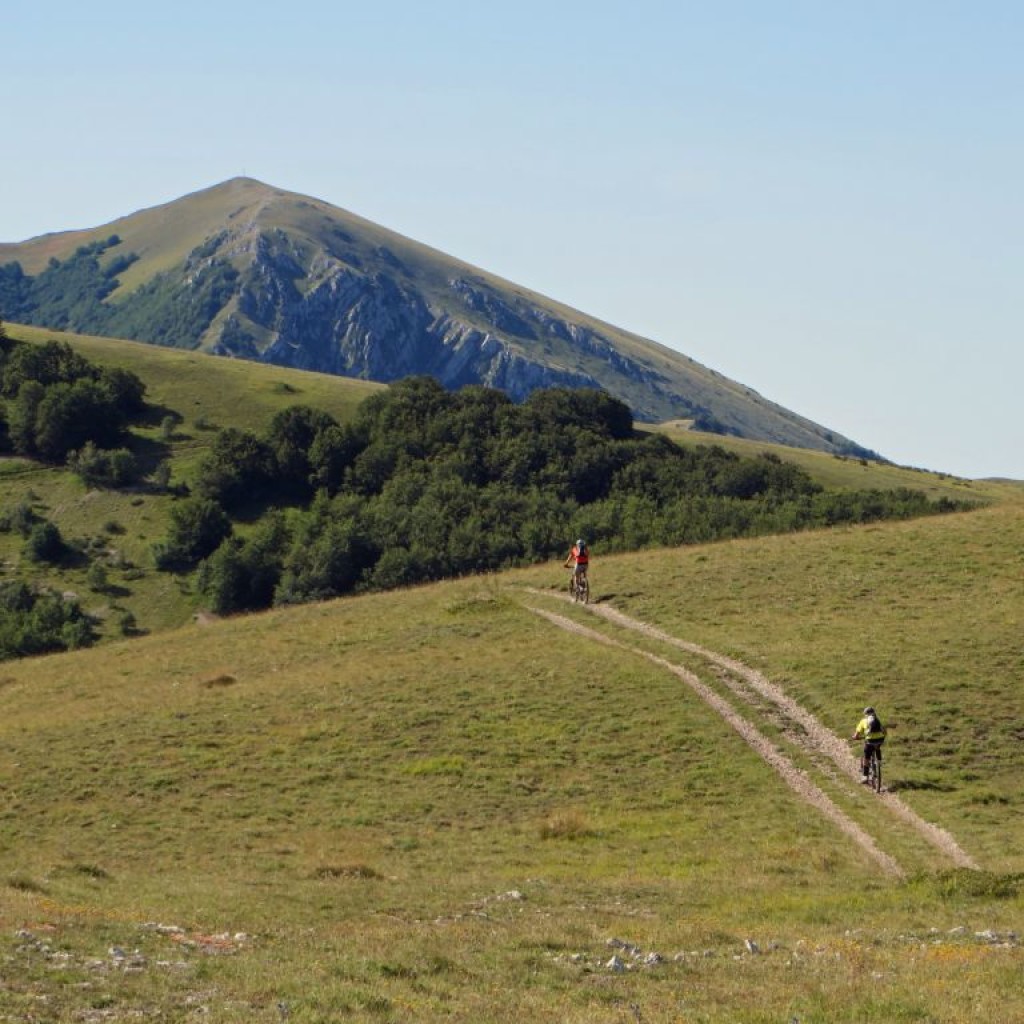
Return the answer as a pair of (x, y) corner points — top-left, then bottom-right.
(0, 177), (875, 456)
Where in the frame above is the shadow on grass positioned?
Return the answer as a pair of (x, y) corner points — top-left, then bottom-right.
(889, 778), (956, 793)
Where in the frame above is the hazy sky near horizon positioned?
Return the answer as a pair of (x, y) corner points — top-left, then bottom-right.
(6, 2), (1022, 479)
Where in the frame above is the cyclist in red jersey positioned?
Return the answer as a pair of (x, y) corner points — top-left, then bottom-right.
(563, 538), (589, 588)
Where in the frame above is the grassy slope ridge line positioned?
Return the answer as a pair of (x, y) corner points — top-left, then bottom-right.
(582, 600), (979, 871)
(527, 603), (907, 878)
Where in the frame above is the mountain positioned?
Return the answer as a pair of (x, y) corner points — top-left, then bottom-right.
(0, 177), (874, 457)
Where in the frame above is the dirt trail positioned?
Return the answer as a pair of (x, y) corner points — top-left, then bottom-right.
(528, 606), (905, 878)
(524, 591), (978, 875)
(586, 603), (978, 870)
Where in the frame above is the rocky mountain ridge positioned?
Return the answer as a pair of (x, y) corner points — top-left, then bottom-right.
(0, 178), (876, 457)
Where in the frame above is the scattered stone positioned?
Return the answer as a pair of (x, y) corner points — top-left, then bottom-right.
(607, 937), (641, 957)
(154, 960), (191, 971)
(145, 922), (187, 937)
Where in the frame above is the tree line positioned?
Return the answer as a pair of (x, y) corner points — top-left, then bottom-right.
(0, 324), (972, 654)
(0, 322), (149, 659)
(150, 375), (970, 615)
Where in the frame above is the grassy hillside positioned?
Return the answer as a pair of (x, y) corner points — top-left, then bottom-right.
(1, 323), (1016, 645)
(1, 497), (1022, 1022)
(7, 323), (383, 433)
(0, 324), (383, 635)
(652, 419), (1010, 502)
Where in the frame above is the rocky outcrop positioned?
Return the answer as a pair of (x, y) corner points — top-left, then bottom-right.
(214, 234), (633, 404)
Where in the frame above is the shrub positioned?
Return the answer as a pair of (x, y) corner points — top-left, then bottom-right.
(0, 581), (96, 660)
(539, 809), (595, 840)
(0, 502), (36, 536)
(67, 442), (139, 488)
(86, 561), (109, 593)
(151, 460), (172, 490)
(24, 520), (65, 563)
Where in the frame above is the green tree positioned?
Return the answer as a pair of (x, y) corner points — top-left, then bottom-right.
(8, 380), (45, 454)
(275, 499), (373, 604)
(0, 339), (92, 398)
(197, 512), (289, 614)
(266, 405), (339, 496)
(98, 366), (147, 416)
(33, 379), (125, 461)
(193, 427), (275, 510)
(67, 442), (139, 488)
(153, 498), (232, 570)
(0, 582), (96, 660)
(308, 423), (363, 494)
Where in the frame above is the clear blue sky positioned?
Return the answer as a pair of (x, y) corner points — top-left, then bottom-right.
(6, 1), (1022, 478)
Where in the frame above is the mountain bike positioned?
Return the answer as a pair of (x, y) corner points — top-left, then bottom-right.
(569, 570), (589, 604)
(866, 744), (883, 793)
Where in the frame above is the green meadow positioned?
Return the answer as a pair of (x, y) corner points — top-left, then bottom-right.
(1, 325), (1022, 1021)
(1, 498), (1023, 1021)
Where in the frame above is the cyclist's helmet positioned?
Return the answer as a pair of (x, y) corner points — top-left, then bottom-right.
(577, 538), (585, 548)
(863, 706), (875, 716)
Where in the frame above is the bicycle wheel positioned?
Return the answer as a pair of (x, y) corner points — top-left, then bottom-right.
(579, 576), (589, 604)
(870, 750), (882, 793)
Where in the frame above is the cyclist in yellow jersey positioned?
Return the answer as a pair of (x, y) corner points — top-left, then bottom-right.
(852, 706), (887, 784)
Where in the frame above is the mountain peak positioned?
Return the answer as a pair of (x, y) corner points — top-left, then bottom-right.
(0, 182), (877, 458)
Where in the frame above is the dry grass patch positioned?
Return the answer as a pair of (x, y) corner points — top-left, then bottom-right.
(539, 809), (597, 841)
